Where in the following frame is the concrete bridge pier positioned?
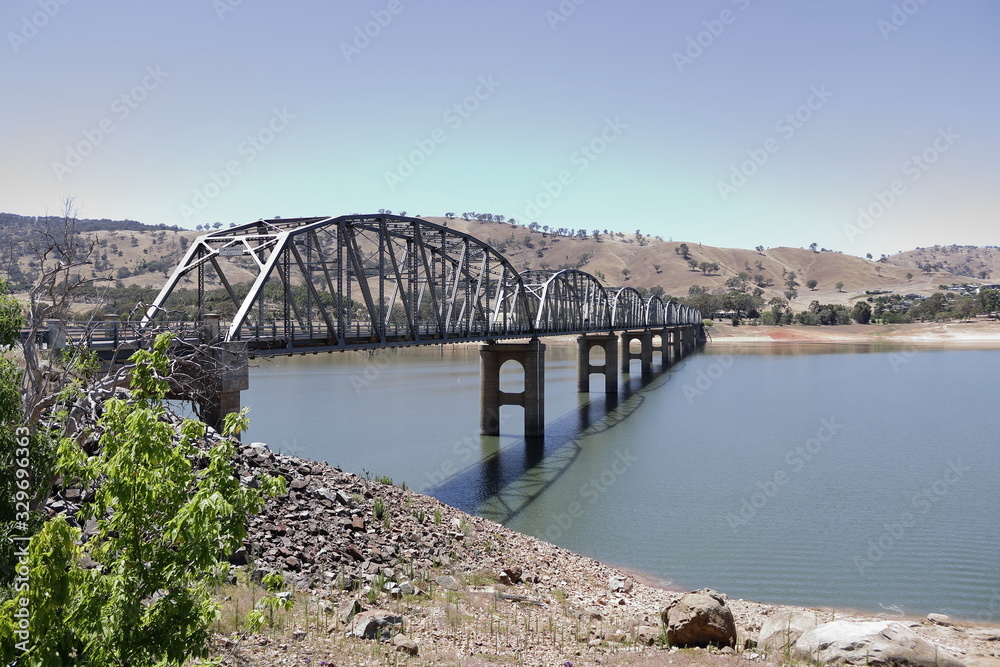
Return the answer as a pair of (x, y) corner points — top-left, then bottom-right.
(194, 342), (249, 436)
(670, 327), (683, 361)
(620, 330), (654, 375)
(480, 339), (545, 437)
(651, 328), (669, 366)
(576, 333), (619, 394)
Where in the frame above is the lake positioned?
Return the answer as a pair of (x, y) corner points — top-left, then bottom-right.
(241, 339), (1000, 622)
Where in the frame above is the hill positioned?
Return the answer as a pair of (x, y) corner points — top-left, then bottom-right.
(1, 211), (994, 315)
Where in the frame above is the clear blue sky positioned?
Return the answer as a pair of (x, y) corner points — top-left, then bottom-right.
(2, 0), (997, 257)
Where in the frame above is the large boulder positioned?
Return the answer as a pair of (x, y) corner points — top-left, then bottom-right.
(792, 620), (966, 667)
(758, 609), (822, 654)
(347, 609), (404, 640)
(661, 588), (737, 648)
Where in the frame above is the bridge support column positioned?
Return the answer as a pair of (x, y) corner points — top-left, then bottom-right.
(576, 334), (618, 394)
(670, 327), (682, 360)
(620, 330), (653, 375)
(480, 339), (545, 437)
(196, 342), (249, 437)
(651, 328), (669, 366)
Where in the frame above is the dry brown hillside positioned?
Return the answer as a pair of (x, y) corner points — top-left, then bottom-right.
(887, 244), (1000, 281)
(424, 217), (988, 310)
(5, 214), (992, 313)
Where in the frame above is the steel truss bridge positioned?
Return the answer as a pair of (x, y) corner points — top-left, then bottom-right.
(142, 214), (702, 352)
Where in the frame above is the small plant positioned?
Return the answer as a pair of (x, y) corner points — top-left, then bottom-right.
(374, 474), (393, 486)
(433, 508), (442, 525)
(413, 508), (425, 523)
(373, 497), (386, 520)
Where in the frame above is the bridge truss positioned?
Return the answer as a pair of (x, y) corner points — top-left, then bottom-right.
(144, 215), (701, 353)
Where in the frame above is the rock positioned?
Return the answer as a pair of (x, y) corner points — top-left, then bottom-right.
(289, 478), (308, 491)
(347, 609), (403, 640)
(338, 597), (363, 625)
(928, 613), (954, 627)
(435, 575), (460, 591)
(635, 625), (663, 646)
(392, 633), (419, 655)
(503, 566), (523, 584)
(609, 575), (633, 593)
(228, 546), (249, 566)
(291, 629), (306, 641)
(758, 609), (821, 654)
(661, 589), (737, 648)
(792, 620), (966, 667)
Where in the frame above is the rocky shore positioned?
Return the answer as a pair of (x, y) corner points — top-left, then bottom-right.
(168, 436), (1000, 666)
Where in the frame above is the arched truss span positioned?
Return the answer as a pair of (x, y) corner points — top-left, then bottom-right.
(143, 215), (701, 351)
(611, 287), (646, 330)
(521, 269), (612, 333)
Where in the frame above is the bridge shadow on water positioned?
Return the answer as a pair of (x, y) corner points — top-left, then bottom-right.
(425, 355), (696, 524)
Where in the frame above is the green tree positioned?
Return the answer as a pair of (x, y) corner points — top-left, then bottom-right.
(806, 279), (818, 290)
(835, 281), (844, 292)
(852, 300), (872, 324)
(676, 243), (689, 259)
(906, 272), (913, 282)
(0, 334), (285, 665)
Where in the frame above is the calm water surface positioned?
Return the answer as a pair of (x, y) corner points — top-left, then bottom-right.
(242, 341), (1000, 621)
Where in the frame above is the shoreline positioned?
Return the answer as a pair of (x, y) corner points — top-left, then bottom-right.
(705, 320), (1000, 346)
(206, 436), (1000, 666)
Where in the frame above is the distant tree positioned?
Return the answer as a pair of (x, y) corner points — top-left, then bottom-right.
(755, 245), (765, 254)
(835, 281), (844, 292)
(806, 279), (818, 290)
(979, 269), (992, 279)
(866, 253), (873, 260)
(754, 260), (764, 271)
(906, 272), (914, 282)
(621, 267), (631, 281)
(212, 222), (223, 229)
(676, 243), (690, 259)
(809, 242), (819, 252)
(785, 289), (798, 301)
(852, 300), (872, 324)
(653, 263), (661, 274)
(687, 258), (699, 271)
(445, 212), (455, 218)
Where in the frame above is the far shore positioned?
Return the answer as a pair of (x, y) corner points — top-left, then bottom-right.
(706, 319), (1000, 346)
